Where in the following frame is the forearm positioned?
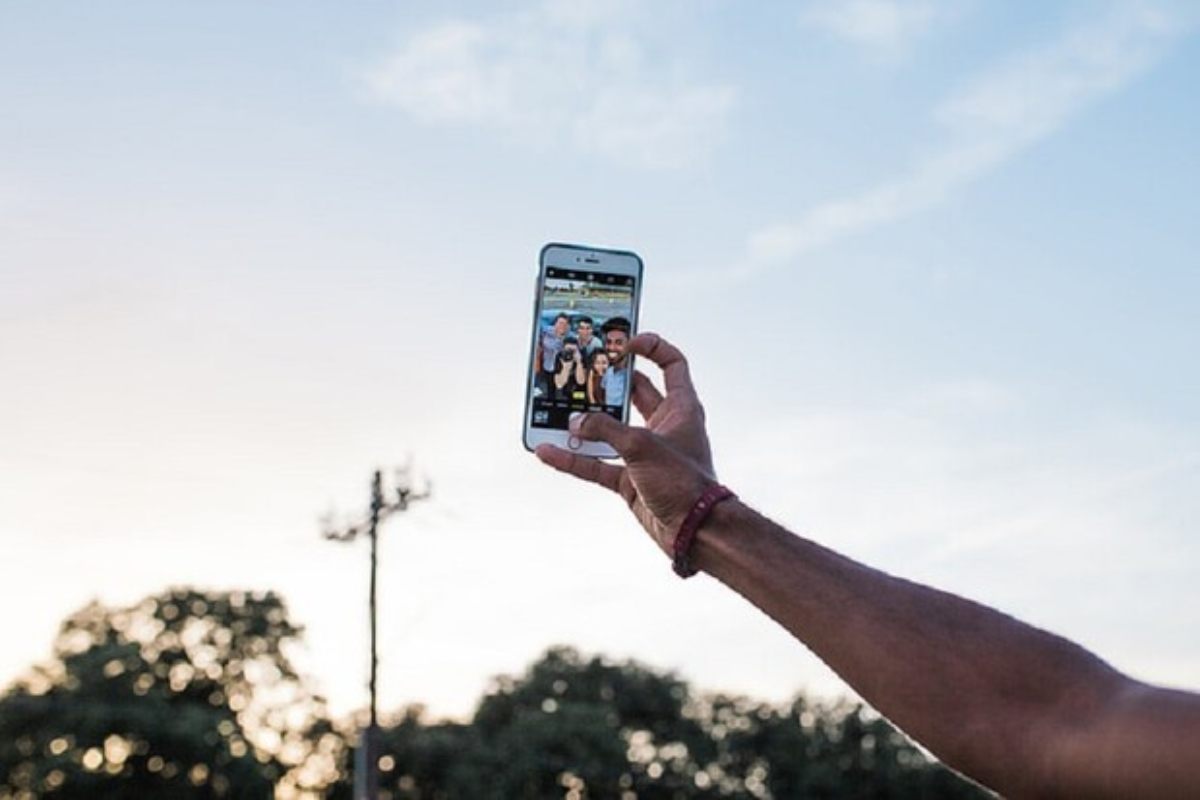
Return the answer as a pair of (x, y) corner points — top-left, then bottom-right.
(692, 500), (1126, 795)
(547, 333), (1200, 797)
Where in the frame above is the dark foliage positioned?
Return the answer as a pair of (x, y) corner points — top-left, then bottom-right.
(0, 589), (337, 799)
(1, 593), (990, 799)
(334, 647), (991, 799)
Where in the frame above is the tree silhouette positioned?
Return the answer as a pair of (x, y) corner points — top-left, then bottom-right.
(2, 594), (990, 798)
(0, 589), (340, 799)
(332, 646), (989, 799)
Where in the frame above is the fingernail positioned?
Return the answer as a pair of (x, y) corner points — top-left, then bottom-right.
(569, 412), (584, 433)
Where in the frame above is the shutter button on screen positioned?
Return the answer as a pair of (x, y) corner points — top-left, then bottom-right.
(568, 412), (583, 450)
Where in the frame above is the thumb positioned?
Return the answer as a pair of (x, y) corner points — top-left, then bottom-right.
(571, 412), (656, 461)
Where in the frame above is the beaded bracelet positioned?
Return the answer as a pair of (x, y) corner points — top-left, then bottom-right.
(672, 484), (736, 578)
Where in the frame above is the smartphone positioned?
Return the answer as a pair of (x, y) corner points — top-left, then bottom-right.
(523, 242), (644, 458)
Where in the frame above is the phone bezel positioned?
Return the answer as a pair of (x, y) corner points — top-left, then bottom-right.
(522, 242), (644, 459)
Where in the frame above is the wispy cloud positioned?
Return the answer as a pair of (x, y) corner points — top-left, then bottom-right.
(743, 4), (1191, 274)
(800, 0), (945, 51)
(362, 0), (734, 170)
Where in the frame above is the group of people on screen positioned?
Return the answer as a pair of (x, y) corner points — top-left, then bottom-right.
(533, 314), (631, 408)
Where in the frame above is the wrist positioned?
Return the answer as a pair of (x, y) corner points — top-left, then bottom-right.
(671, 485), (737, 578)
(688, 498), (757, 577)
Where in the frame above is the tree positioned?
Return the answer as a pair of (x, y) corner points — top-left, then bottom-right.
(715, 695), (988, 799)
(329, 646), (707, 799)
(2, 596), (990, 798)
(344, 646), (989, 799)
(466, 646), (711, 799)
(0, 589), (341, 799)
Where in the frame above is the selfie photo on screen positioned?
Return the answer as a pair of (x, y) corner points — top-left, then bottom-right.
(529, 269), (635, 431)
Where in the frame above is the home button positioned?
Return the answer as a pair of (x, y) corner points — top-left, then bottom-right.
(567, 435), (583, 451)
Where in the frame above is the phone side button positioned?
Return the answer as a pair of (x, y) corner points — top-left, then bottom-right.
(568, 435), (583, 451)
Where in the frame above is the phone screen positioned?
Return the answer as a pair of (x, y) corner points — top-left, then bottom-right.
(529, 266), (637, 431)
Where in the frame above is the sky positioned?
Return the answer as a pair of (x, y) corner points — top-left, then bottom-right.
(1, 0), (1198, 721)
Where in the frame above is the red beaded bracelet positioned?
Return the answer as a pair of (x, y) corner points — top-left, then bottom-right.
(672, 483), (736, 578)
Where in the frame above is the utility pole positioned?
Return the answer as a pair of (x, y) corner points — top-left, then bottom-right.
(322, 465), (430, 800)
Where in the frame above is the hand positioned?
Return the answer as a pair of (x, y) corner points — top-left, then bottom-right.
(535, 333), (717, 556)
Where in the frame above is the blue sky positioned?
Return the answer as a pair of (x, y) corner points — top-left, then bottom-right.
(1, 0), (1197, 718)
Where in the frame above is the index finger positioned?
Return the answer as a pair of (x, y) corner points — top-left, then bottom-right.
(625, 333), (694, 395)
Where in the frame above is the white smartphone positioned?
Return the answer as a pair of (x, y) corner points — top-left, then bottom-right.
(523, 242), (644, 458)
